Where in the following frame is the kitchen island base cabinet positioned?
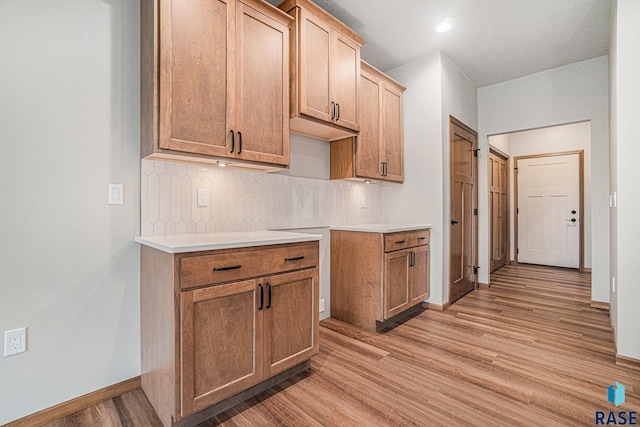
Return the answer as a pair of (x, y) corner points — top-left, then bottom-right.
(331, 228), (429, 332)
(141, 241), (319, 427)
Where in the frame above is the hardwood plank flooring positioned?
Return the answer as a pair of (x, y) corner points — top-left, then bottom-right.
(44, 265), (639, 426)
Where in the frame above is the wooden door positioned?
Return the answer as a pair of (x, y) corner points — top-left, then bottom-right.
(409, 245), (430, 305)
(355, 69), (382, 179)
(384, 249), (411, 319)
(331, 31), (360, 131)
(449, 118), (478, 304)
(180, 279), (263, 416)
(235, 0), (289, 165)
(489, 150), (509, 272)
(299, 10), (332, 123)
(381, 84), (404, 182)
(159, 0), (234, 157)
(263, 269), (319, 377)
(517, 153), (580, 268)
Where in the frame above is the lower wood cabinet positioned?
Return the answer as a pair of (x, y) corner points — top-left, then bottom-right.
(141, 241), (319, 427)
(331, 228), (429, 331)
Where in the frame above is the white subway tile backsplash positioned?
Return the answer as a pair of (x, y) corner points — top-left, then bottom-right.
(140, 159), (382, 235)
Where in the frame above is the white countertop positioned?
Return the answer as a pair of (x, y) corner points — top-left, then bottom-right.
(135, 230), (322, 254)
(330, 223), (431, 233)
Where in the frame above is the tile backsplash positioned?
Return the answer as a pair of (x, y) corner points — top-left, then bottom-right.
(140, 160), (382, 235)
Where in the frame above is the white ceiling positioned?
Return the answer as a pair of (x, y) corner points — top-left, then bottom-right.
(268, 0), (612, 87)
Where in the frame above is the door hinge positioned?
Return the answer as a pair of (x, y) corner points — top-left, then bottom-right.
(517, 248), (519, 254)
(516, 208), (519, 214)
(514, 166), (518, 173)
(473, 265), (480, 274)
(473, 148), (480, 157)
(474, 208), (478, 216)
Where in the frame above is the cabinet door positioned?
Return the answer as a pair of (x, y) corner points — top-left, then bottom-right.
(299, 10), (332, 123)
(331, 31), (360, 131)
(355, 70), (382, 179)
(159, 0), (234, 157)
(384, 249), (411, 319)
(180, 279), (263, 416)
(235, 1), (290, 165)
(382, 84), (404, 182)
(410, 245), (430, 306)
(264, 269), (319, 377)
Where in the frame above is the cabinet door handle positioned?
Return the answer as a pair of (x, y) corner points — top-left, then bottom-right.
(238, 131), (242, 154)
(230, 130), (235, 153)
(266, 282), (271, 309)
(336, 103), (340, 121)
(284, 256), (305, 261)
(331, 102), (335, 120)
(395, 240), (406, 244)
(409, 251), (415, 267)
(258, 284), (264, 310)
(384, 162), (388, 176)
(213, 264), (241, 272)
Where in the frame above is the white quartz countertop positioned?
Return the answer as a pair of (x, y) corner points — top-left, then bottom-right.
(134, 230), (322, 254)
(330, 223), (431, 233)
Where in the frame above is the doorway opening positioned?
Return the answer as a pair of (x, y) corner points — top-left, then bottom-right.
(487, 121), (590, 273)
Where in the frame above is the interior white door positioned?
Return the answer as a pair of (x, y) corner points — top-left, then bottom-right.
(517, 154), (579, 268)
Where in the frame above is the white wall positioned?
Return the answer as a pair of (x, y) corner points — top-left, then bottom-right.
(382, 52), (444, 303)
(478, 56), (610, 304)
(490, 122), (592, 264)
(0, 1), (141, 424)
(609, 0), (640, 360)
(382, 51), (477, 305)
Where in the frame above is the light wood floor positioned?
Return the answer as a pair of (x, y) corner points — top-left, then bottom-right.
(45, 265), (639, 426)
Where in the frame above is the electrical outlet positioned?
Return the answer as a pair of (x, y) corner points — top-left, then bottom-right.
(612, 276), (616, 293)
(4, 327), (26, 357)
(319, 299), (325, 313)
(197, 189), (209, 207)
(360, 196), (366, 209)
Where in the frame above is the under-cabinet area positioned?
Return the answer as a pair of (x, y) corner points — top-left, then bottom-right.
(136, 231), (321, 427)
(331, 224), (431, 331)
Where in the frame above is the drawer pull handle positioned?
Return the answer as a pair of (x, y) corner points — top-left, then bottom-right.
(418, 237), (427, 240)
(284, 256), (305, 261)
(395, 240), (406, 244)
(213, 265), (241, 272)
(266, 282), (272, 309)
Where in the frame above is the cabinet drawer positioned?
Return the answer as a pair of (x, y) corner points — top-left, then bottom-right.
(384, 229), (430, 252)
(180, 242), (318, 290)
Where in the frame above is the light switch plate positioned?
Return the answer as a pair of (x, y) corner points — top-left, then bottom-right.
(108, 184), (124, 205)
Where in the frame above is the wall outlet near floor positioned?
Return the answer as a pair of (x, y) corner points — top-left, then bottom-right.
(197, 188), (209, 207)
(4, 327), (26, 357)
(319, 299), (325, 313)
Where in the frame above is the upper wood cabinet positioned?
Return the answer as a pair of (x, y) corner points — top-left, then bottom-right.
(278, 0), (365, 141)
(330, 61), (406, 183)
(141, 0), (293, 168)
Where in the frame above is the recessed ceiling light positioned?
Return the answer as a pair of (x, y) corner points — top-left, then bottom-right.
(436, 20), (453, 33)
